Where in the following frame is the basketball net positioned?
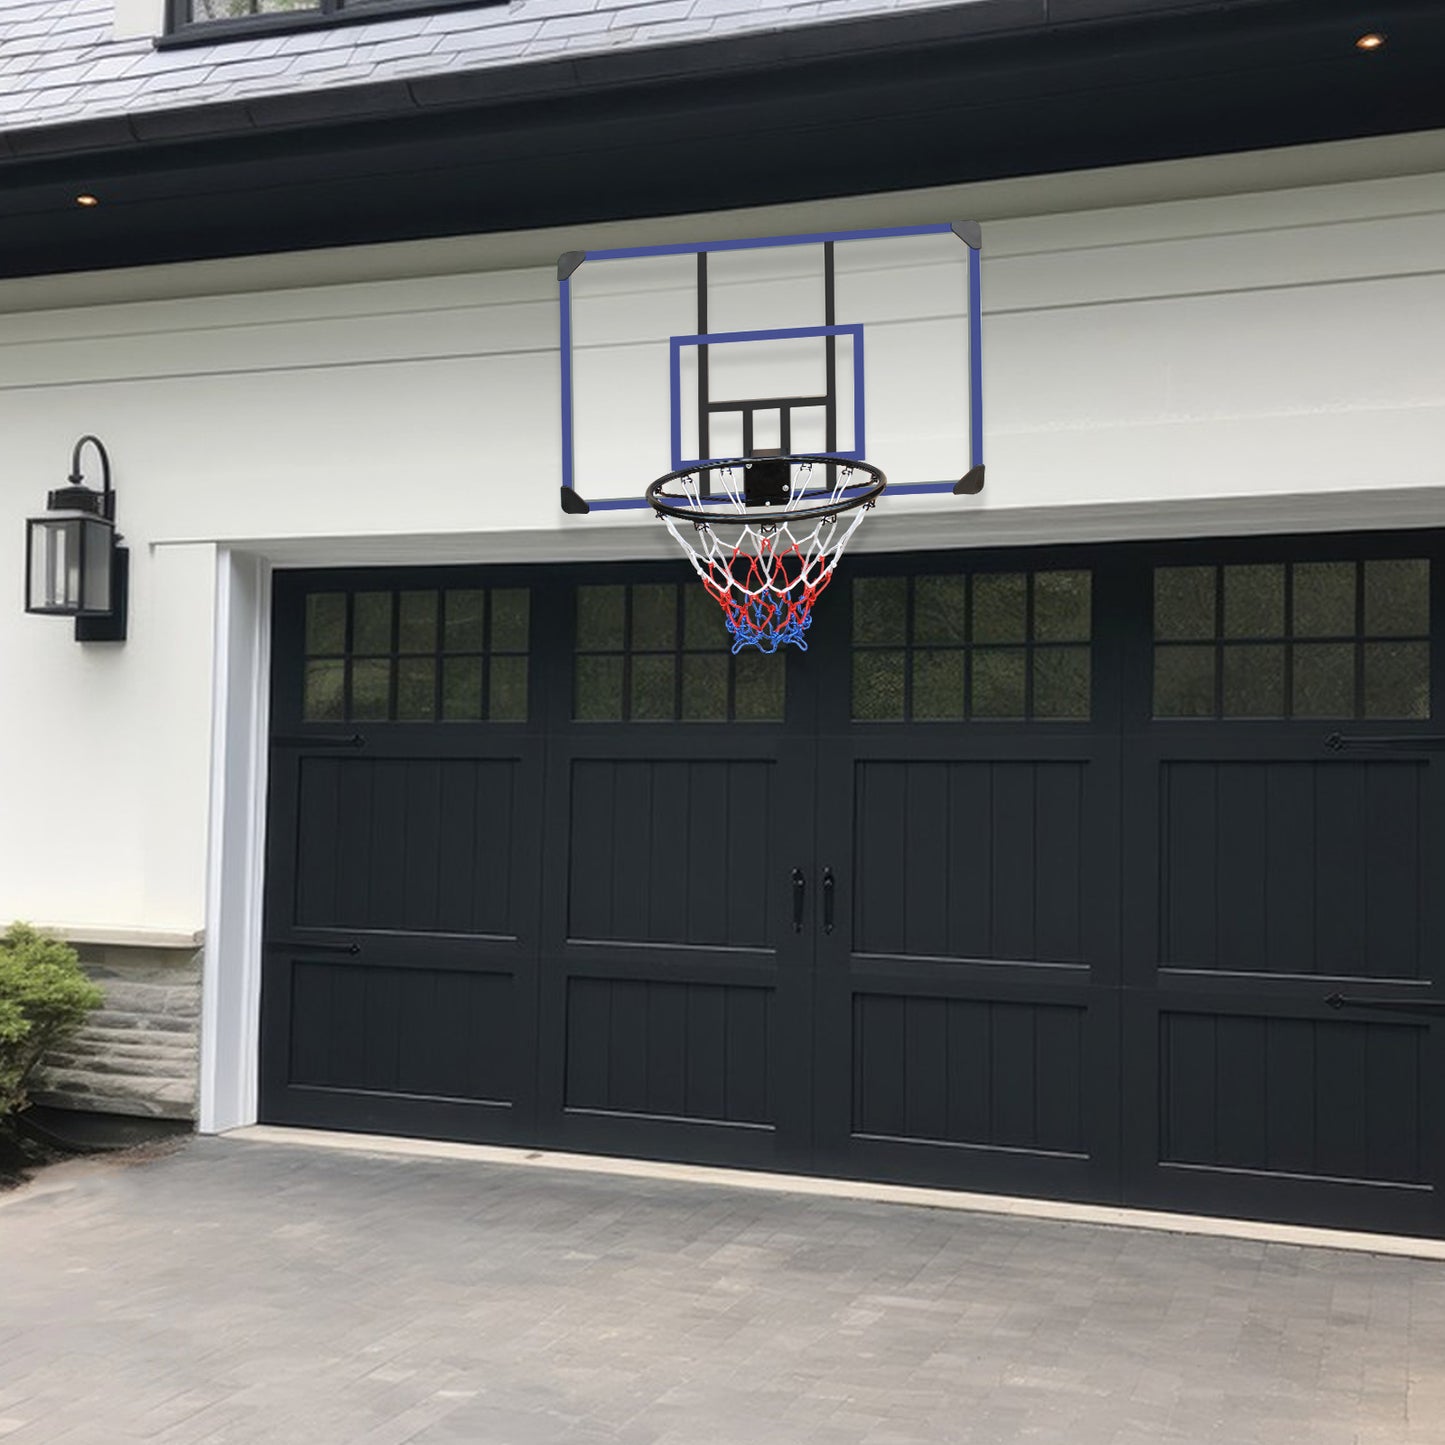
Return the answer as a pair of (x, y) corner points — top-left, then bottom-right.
(655, 460), (878, 654)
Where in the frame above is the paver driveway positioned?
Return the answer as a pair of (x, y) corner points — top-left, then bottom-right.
(1, 1136), (1443, 1444)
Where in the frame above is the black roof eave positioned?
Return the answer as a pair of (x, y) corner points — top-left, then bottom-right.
(1, 0), (1443, 281)
(0, 0), (1291, 164)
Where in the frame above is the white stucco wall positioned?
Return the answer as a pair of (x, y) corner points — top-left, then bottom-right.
(3, 139), (1445, 943)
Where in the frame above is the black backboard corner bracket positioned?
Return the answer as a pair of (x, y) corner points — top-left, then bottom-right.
(951, 220), (982, 250)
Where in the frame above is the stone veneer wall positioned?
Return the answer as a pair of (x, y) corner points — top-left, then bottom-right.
(32, 943), (201, 1121)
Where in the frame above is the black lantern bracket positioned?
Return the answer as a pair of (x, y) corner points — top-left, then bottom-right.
(24, 434), (129, 643)
(76, 543), (128, 644)
(68, 437), (127, 643)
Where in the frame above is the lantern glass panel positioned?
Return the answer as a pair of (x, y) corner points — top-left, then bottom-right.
(26, 514), (115, 616)
(80, 517), (112, 613)
(28, 517), (83, 612)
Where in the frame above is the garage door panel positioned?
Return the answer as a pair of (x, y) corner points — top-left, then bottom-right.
(293, 754), (524, 938)
(567, 758), (776, 948)
(564, 976), (773, 1126)
(1158, 1009), (1425, 1185)
(853, 759), (1089, 965)
(851, 993), (1087, 1156)
(285, 958), (515, 1103)
(1161, 757), (1428, 977)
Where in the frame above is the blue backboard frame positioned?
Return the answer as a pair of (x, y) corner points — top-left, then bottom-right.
(558, 222), (983, 515)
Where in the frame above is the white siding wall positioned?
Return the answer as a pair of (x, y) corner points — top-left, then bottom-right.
(2, 161), (1444, 936)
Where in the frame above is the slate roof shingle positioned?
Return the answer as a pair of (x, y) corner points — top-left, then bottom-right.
(0, 0), (976, 135)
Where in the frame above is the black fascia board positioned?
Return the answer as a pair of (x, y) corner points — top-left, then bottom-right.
(0, 0), (1394, 165)
(1, 0), (1443, 279)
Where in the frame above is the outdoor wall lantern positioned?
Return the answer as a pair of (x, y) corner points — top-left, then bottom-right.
(24, 435), (128, 642)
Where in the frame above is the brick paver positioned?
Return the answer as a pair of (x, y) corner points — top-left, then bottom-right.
(1, 1137), (1442, 1443)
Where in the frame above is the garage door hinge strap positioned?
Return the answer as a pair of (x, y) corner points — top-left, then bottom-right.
(1325, 732), (1445, 752)
(1325, 993), (1445, 1016)
(272, 733), (366, 748)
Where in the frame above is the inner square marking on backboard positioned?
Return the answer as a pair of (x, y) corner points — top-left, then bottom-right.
(668, 324), (866, 470)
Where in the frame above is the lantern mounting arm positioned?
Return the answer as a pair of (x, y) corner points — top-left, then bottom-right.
(48, 435), (117, 525)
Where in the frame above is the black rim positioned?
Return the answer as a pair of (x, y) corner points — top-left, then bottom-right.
(646, 455), (887, 526)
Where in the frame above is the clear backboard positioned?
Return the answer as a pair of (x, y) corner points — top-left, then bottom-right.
(558, 222), (983, 514)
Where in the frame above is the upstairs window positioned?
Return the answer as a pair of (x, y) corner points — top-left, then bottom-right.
(167, 0), (507, 43)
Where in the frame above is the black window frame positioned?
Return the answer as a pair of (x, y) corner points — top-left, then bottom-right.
(161, 0), (509, 49)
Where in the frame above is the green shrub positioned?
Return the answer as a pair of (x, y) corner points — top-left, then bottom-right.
(0, 924), (104, 1122)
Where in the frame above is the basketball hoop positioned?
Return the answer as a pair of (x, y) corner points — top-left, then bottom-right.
(646, 455), (886, 654)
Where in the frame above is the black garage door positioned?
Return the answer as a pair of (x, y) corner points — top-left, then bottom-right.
(261, 532), (1445, 1235)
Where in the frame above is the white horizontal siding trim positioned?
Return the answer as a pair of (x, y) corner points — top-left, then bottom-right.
(31, 923), (204, 948)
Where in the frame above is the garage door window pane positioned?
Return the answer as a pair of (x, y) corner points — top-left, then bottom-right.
(398, 591), (437, 654)
(491, 588), (530, 651)
(489, 657), (528, 723)
(1364, 642), (1429, 720)
(577, 586), (625, 650)
(396, 658), (436, 721)
(575, 655), (624, 721)
(304, 659), (346, 722)
(1154, 646), (1214, 718)
(444, 590), (486, 652)
(854, 650), (906, 721)
(631, 654), (676, 721)
(1292, 644), (1356, 718)
(1153, 558), (1429, 720)
(351, 659), (391, 720)
(913, 575), (966, 645)
(1223, 565), (1284, 639)
(305, 592), (346, 655)
(971, 649), (1027, 718)
(1293, 563), (1355, 637)
(912, 649), (965, 720)
(442, 657), (484, 721)
(353, 592), (393, 655)
(1155, 567), (1215, 640)
(1222, 644), (1284, 718)
(1034, 570), (1090, 642)
(1364, 560), (1428, 636)
(684, 586), (726, 648)
(855, 577), (907, 646)
(1033, 647), (1091, 720)
(972, 574), (1027, 644)
(631, 584), (677, 651)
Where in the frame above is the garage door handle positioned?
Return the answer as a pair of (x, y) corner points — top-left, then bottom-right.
(791, 868), (806, 933)
(822, 866), (836, 934)
(1325, 992), (1445, 1016)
